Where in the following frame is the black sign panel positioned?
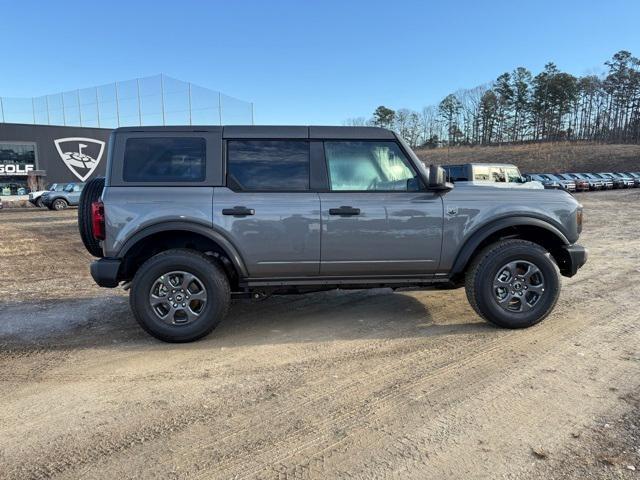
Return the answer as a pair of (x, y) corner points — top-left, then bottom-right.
(0, 123), (113, 183)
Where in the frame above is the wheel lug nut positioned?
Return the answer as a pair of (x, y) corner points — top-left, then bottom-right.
(173, 303), (178, 307)
(182, 303), (186, 307)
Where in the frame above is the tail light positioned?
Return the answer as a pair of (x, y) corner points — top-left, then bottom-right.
(91, 201), (105, 240)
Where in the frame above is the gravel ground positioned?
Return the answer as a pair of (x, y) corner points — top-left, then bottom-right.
(0, 190), (638, 479)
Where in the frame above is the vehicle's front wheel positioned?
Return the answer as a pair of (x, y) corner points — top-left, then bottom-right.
(465, 239), (560, 329)
(35, 197), (44, 208)
(52, 198), (68, 210)
(130, 249), (230, 342)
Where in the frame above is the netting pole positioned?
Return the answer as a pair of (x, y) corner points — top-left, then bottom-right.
(188, 82), (192, 126)
(160, 74), (166, 126)
(45, 96), (50, 125)
(77, 90), (83, 127)
(62, 94), (67, 126)
(0, 96), (4, 123)
(251, 103), (255, 125)
(95, 87), (101, 128)
(218, 92), (222, 125)
(32, 98), (36, 124)
(136, 78), (142, 126)
(115, 82), (121, 127)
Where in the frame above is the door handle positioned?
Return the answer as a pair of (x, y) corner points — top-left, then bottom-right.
(222, 206), (255, 216)
(329, 206), (360, 216)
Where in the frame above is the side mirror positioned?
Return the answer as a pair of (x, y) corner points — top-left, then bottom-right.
(427, 165), (454, 191)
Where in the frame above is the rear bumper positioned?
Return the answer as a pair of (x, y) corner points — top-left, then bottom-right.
(557, 244), (588, 277)
(90, 258), (122, 288)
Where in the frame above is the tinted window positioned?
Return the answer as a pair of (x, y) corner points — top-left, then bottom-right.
(444, 165), (468, 181)
(123, 137), (206, 182)
(324, 141), (417, 191)
(227, 140), (309, 191)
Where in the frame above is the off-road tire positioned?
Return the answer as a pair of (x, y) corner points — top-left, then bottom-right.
(78, 177), (105, 257)
(130, 249), (231, 343)
(51, 198), (68, 211)
(35, 197), (44, 208)
(465, 239), (560, 329)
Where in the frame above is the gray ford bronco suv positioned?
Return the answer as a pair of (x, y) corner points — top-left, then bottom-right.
(80, 126), (587, 342)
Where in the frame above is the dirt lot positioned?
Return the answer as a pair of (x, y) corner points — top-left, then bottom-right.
(1, 190), (639, 479)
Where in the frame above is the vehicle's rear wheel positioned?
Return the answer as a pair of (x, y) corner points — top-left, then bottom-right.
(78, 177), (105, 257)
(465, 239), (560, 329)
(52, 198), (68, 210)
(130, 249), (230, 342)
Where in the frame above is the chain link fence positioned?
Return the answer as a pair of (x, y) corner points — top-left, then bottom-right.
(0, 74), (254, 128)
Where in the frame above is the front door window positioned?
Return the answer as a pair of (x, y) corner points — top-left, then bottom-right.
(324, 141), (419, 191)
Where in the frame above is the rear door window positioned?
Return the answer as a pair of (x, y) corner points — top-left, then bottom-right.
(123, 137), (206, 182)
(227, 140), (310, 191)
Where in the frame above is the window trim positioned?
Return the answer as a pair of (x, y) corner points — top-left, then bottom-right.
(224, 138), (312, 193)
(322, 139), (424, 193)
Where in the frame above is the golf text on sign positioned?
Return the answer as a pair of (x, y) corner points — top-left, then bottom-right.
(0, 164), (35, 175)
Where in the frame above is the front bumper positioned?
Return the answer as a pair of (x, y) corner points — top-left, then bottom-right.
(90, 258), (122, 288)
(556, 244), (588, 277)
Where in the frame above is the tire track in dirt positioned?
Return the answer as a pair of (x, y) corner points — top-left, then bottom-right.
(15, 266), (631, 480)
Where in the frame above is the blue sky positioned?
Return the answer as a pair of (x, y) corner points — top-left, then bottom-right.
(1, 0), (638, 125)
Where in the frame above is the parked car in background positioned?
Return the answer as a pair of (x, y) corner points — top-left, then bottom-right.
(444, 163), (542, 188)
(542, 174), (576, 192)
(583, 173), (613, 189)
(555, 173), (589, 192)
(622, 172), (640, 187)
(611, 172), (637, 188)
(41, 182), (85, 210)
(522, 173), (562, 189)
(597, 173), (627, 189)
(29, 183), (67, 208)
(566, 173), (603, 191)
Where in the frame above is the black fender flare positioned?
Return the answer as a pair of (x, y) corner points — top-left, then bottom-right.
(118, 221), (249, 278)
(450, 216), (570, 276)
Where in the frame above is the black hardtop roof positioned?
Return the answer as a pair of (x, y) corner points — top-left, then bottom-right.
(114, 125), (396, 140)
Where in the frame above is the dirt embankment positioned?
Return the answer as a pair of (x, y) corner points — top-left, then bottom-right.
(415, 142), (640, 173)
(0, 190), (639, 479)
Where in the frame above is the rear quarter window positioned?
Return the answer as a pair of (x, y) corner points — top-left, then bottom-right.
(123, 137), (206, 182)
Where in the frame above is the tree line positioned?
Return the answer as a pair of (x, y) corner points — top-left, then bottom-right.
(344, 50), (640, 148)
